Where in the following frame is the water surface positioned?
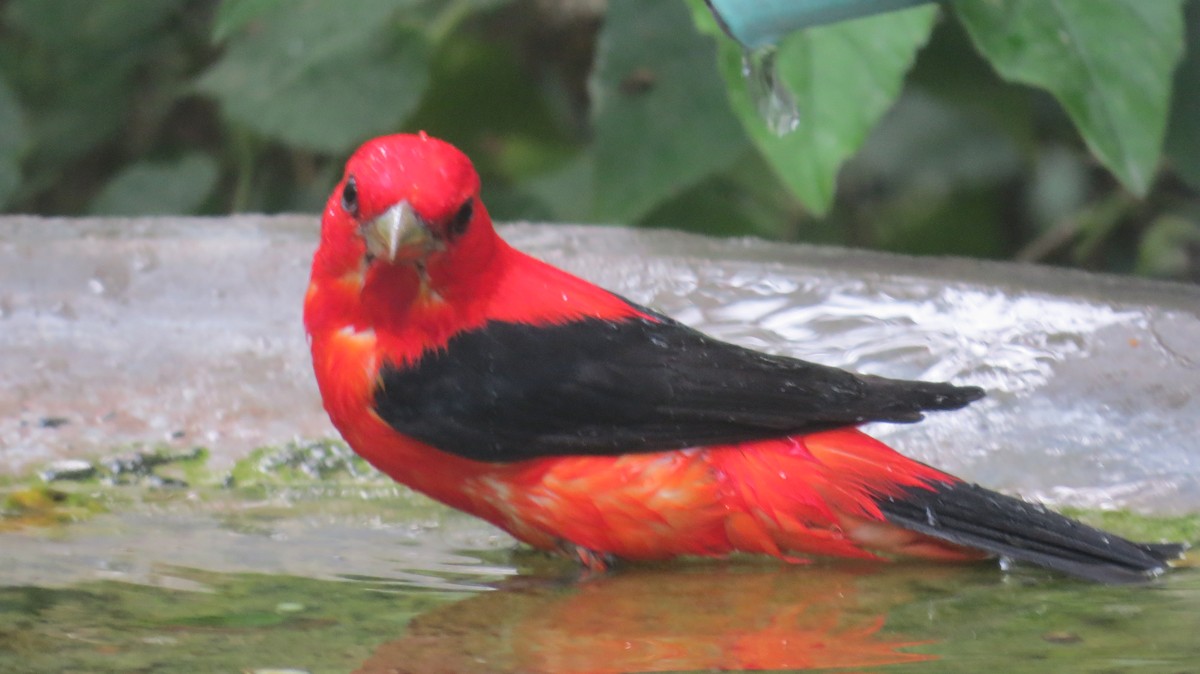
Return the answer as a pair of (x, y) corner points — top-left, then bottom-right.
(1, 487), (1196, 674)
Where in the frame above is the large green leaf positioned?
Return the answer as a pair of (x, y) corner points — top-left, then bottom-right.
(196, 0), (430, 154)
(705, 3), (938, 216)
(590, 0), (747, 222)
(5, 0), (184, 46)
(523, 152), (596, 223)
(2, 0), (187, 165)
(210, 0), (288, 43)
(1166, 0), (1200, 189)
(955, 0), (1186, 196)
(90, 154), (219, 216)
(0, 77), (27, 208)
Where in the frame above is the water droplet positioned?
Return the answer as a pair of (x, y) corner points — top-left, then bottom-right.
(742, 47), (800, 136)
(924, 506), (939, 527)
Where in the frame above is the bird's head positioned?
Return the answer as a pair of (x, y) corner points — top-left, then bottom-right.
(312, 133), (496, 295)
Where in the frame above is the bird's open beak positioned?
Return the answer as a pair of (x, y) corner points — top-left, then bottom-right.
(362, 201), (438, 264)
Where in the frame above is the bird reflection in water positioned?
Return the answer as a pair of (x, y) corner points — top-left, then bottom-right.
(354, 563), (941, 674)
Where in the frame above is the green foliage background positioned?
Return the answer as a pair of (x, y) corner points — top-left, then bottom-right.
(0, 0), (1197, 280)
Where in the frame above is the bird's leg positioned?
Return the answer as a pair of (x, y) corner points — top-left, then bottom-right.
(557, 540), (616, 574)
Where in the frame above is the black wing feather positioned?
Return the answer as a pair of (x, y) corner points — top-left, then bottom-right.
(878, 481), (1185, 583)
(374, 313), (984, 462)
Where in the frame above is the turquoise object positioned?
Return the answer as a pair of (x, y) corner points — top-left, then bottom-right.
(706, 0), (938, 48)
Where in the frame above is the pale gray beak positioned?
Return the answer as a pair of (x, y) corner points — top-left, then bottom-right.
(362, 201), (437, 263)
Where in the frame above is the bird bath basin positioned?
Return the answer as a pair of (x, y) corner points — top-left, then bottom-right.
(1, 215), (1198, 673)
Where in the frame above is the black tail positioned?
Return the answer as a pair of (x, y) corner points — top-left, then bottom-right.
(877, 481), (1187, 584)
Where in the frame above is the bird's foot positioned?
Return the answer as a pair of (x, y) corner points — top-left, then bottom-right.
(557, 540), (615, 575)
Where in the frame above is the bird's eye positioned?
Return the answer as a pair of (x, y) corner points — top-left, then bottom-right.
(341, 176), (359, 216)
(447, 199), (473, 238)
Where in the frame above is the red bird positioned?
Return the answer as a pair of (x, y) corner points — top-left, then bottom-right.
(304, 133), (1181, 583)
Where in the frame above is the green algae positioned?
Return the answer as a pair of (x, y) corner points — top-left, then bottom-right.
(1064, 508), (1200, 551)
(1, 440), (383, 532)
(0, 485), (110, 531)
(226, 440), (381, 489)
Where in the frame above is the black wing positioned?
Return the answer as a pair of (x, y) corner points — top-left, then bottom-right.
(374, 313), (984, 462)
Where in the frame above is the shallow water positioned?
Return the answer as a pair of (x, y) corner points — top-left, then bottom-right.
(1, 488), (1197, 674)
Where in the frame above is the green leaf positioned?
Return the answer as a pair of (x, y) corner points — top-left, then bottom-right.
(0, 76), (27, 208)
(2, 0), (188, 165)
(406, 36), (576, 186)
(523, 152), (595, 222)
(1166, 0), (1200, 189)
(590, 0), (747, 222)
(210, 0), (287, 43)
(955, 0), (1186, 196)
(706, 3), (938, 215)
(402, 0), (516, 42)
(90, 154), (219, 216)
(195, 0), (430, 154)
(1136, 214), (1200, 278)
(5, 0), (185, 46)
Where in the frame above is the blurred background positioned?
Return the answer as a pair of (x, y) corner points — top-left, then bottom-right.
(0, 0), (1197, 281)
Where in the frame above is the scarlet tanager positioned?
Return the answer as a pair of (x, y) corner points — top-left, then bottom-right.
(304, 133), (1182, 583)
